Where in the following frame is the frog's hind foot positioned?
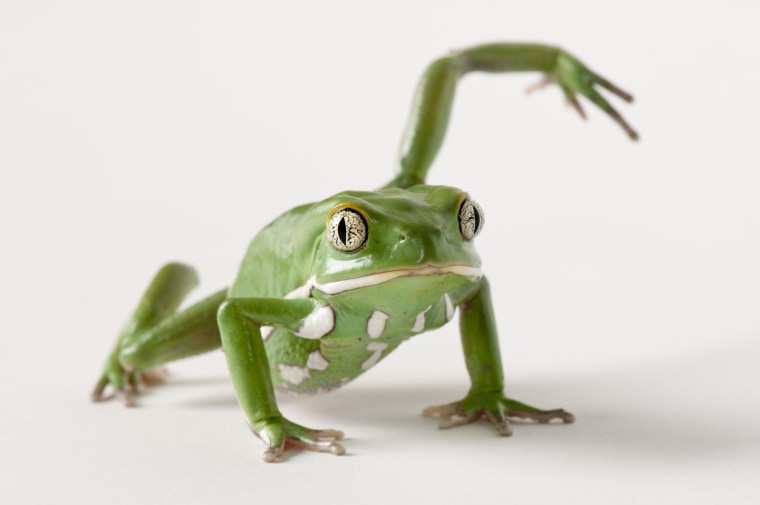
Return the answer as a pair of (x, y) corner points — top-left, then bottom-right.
(91, 359), (168, 407)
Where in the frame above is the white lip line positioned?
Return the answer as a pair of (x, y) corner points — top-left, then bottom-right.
(312, 264), (482, 295)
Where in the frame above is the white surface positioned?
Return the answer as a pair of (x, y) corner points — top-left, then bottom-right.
(1, 1), (759, 503)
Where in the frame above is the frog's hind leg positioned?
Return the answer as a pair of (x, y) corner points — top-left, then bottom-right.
(385, 43), (637, 189)
(91, 263), (226, 406)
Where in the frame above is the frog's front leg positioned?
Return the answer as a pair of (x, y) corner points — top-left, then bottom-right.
(423, 277), (574, 435)
(217, 297), (346, 462)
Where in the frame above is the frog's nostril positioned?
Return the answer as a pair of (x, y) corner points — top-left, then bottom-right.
(398, 234), (407, 242)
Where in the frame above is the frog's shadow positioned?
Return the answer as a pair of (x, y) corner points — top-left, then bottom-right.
(172, 336), (760, 460)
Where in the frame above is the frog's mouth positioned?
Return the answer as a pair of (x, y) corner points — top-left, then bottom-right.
(311, 264), (482, 296)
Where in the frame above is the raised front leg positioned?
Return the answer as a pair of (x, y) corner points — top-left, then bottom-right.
(91, 263), (225, 405)
(217, 297), (346, 462)
(387, 43), (637, 189)
(423, 277), (573, 435)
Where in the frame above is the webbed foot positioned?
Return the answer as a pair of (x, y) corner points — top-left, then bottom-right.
(423, 392), (574, 436)
(251, 416), (346, 463)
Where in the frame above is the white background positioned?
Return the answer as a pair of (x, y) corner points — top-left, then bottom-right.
(2, 1), (759, 503)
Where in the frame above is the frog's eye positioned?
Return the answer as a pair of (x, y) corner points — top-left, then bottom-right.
(458, 199), (484, 241)
(327, 207), (368, 252)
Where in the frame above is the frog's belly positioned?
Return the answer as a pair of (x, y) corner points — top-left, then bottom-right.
(264, 291), (457, 395)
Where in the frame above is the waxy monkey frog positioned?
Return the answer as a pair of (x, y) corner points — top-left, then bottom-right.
(93, 42), (637, 462)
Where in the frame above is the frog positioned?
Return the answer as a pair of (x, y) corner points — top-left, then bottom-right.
(92, 42), (637, 462)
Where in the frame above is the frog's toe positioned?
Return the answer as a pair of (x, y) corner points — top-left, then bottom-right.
(118, 376), (141, 407)
(90, 377), (110, 402)
(508, 408), (575, 424)
(289, 429), (346, 456)
(484, 411), (514, 436)
(439, 412), (481, 431)
(262, 444), (285, 463)
(421, 402), (460, 419)
(91, 374), (136, 406)
(422, 402), (482, 431)
(306, 428), (345, 442)
(91, 371), (126, 403)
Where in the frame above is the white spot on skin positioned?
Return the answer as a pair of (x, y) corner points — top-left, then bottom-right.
(361, 342), (388, 370)
(295, 305), (335, 339)
(366, 310), (389, 339)
(260, 278), (323, 341)
(412, 306), (432, 333)
(260, 326), (274, 340)
(283, 277), (316, 299)
(306, 350), (330, 371)
(278, 364), (310, 385)
(279, 350), (330, 386)
(444, 294), (455, 322)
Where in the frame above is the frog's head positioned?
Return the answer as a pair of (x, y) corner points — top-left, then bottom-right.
(304, 185), (484, 294)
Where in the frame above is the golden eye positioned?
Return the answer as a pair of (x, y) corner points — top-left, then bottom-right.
(458, 199), (484, 241)
(327, 207), (368, 252)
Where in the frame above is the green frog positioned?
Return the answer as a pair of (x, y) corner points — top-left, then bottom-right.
(92, 42), (636, 462)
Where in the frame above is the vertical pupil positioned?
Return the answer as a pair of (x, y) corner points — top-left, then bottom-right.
(338, 217), (348, 245)
(473, 206), (480, 232)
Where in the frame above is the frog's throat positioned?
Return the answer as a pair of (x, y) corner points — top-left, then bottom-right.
(301, 264), (482, 296)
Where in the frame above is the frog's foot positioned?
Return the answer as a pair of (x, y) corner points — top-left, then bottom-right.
(91, 353), (167, 407)
(251, 416), (346, 463)
(422, 393), (574, 436)
(525, 50), (638, 141)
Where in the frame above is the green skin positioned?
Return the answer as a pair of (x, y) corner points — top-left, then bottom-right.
(93, 43), (636, 462)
